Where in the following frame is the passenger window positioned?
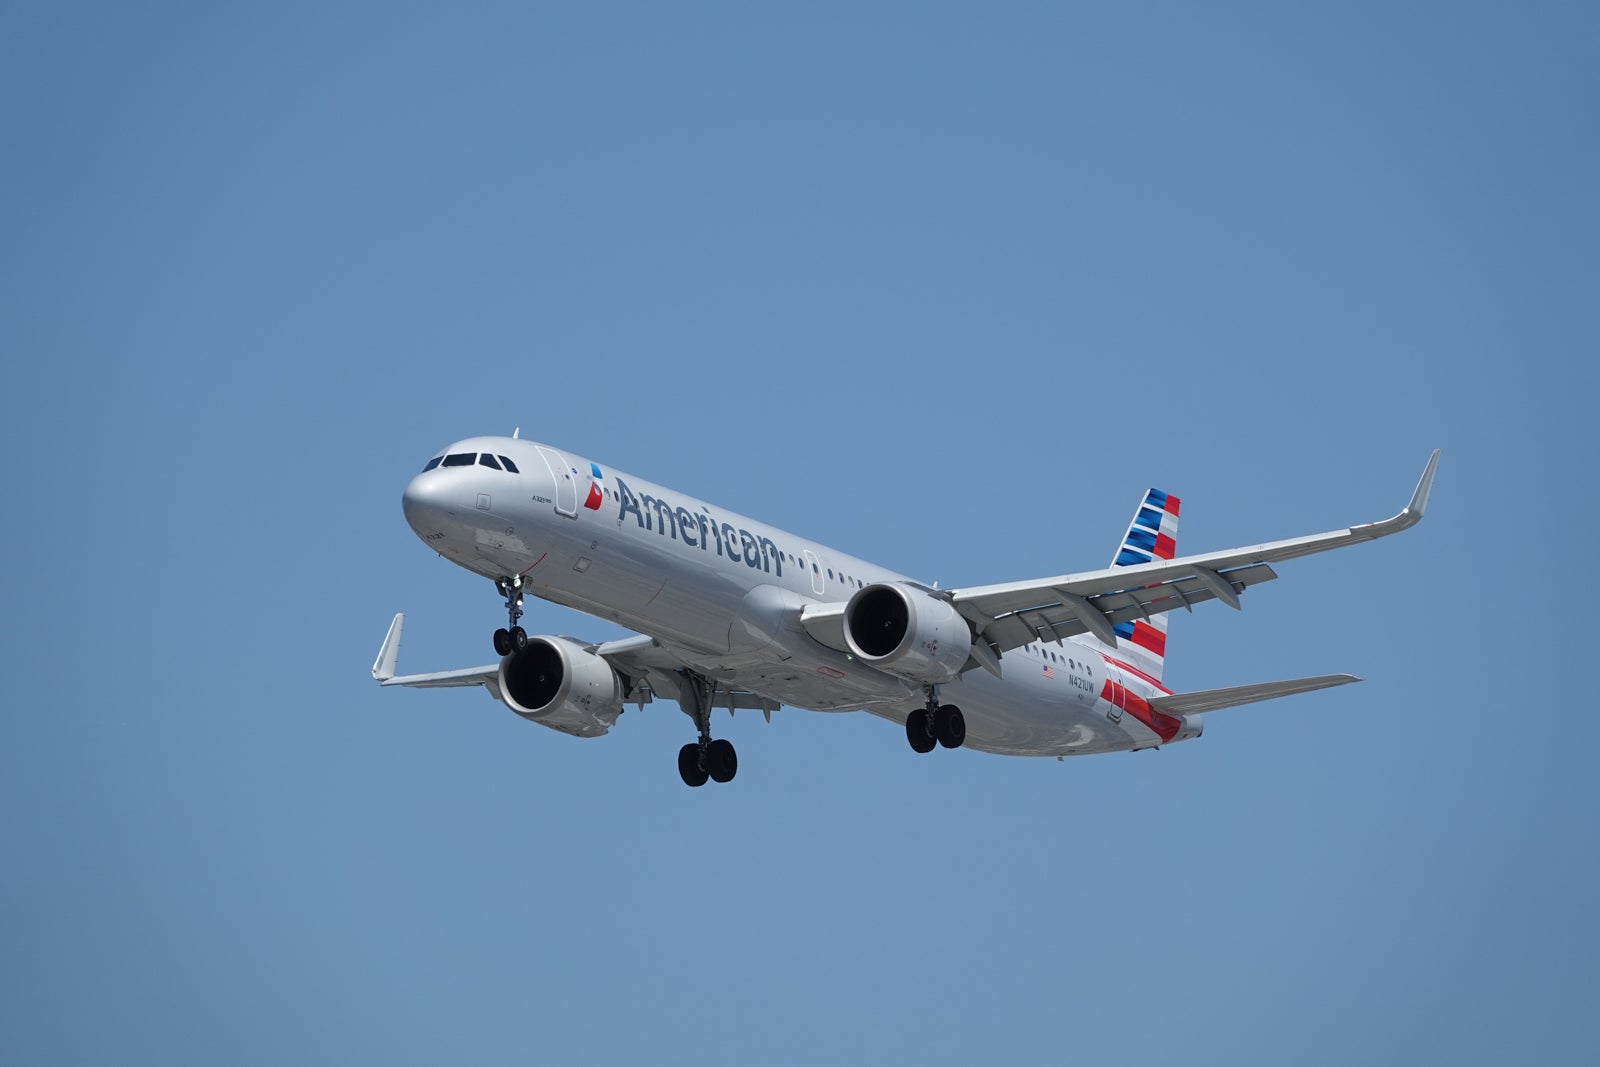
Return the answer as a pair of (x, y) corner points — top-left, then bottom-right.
(498, 456), (519, 473)
(478, 454), (503, 470)
(422, 456), (443, 471)
(442, 453), (475, 468)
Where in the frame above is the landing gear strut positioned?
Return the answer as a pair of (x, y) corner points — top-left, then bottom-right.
(905, 686), (965, 754)
(677, 671), (737, 787)
(492, 576), (528, 656)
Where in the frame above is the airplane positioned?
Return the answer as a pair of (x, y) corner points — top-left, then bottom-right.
(374, 436), (1438, 786)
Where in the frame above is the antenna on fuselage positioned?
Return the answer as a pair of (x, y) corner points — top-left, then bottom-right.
(512, 427), (520, 439)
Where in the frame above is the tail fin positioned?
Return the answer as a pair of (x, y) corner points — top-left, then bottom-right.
(1081, 488), (1181, 682)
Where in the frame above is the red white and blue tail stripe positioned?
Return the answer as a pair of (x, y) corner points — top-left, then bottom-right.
(1082, 488), (1180, 682)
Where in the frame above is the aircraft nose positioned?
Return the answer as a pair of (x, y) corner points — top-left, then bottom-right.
(402, 472), (455, 535)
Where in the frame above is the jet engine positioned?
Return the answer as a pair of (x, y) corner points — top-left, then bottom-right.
(842, 582), (973, 685)
(497, 636), (625, 738)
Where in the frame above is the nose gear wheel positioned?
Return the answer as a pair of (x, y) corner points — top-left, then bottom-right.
(492, 577), (527, 656)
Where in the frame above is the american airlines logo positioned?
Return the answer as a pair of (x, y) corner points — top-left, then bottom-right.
(613, 477), (787, 577)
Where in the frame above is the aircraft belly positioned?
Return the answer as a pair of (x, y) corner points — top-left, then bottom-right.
(959, 708), (1131, 757)
(666, 634), (919, 713)
(889, 659), (1141, 757)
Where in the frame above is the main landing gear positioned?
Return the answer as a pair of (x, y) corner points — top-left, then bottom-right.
(905, 687), (965, 754)
(492, 576), (528, 656)
(677, 671), (737, 787)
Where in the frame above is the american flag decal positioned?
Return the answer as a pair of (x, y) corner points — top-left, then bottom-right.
(1042, 664), (1055, 679)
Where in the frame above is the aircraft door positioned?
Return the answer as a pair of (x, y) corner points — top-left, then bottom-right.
(535, 447), (579, 517)
(802, 550), (825, 596)
(1103, 662), (1125, 723)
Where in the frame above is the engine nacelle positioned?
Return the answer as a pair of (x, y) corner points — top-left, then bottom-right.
(497, 636), (624, 738)
(843, 582), (973, 685)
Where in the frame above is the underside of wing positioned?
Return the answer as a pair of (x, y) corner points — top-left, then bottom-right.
(1148, 674), (1362, 715)
(373, 615), (781, 724)
(949, 451), (1438, 664)
(377, 665), (501, 689)
(372, 614), (500, 690)
(597, 634), (782, 716)
(959, 561), (1279, 654)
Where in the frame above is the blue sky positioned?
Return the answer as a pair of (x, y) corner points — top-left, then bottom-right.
(4, 3), (1596, 1063)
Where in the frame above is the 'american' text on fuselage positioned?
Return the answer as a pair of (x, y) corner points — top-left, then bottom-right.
(614, 477), (785, 577)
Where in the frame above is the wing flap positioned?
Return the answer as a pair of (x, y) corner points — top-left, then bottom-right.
(1148, 674), (1361, 715)
(967, 563), (1279, 652)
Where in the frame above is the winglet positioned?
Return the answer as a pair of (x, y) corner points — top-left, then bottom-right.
(1407, 449), (1440, 520)
(372, 613), (404, 682)
(1358, 449), (1440, 538)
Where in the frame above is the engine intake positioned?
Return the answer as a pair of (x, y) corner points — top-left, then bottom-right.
(843, 582), (972, 685)
(497, 636), (624, 738)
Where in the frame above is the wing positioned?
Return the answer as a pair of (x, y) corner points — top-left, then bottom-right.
(580, 633), (781, 717)
(371, 613), (501, 691)
(371, 614), (781, 719)
(948, 451), (1438, 671)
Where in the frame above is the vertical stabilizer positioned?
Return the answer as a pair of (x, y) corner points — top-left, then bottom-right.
(1082, 489), (1180, 681)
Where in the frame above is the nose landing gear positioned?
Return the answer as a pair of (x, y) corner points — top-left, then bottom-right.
(492, 576), (528, 656)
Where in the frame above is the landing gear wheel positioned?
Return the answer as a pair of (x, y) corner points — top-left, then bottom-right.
(706, 738), (738, 783)
(494, 576), (526, 657)
(678, 743), (709, 788)
(906, 708), (937, 754)
(935, 704), (966, 749)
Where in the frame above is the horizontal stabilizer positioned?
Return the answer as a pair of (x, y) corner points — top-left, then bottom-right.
(1148, 674), (1361, 715)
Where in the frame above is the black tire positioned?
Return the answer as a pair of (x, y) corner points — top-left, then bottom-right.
(906, 708), (937, 754)
(707, 738), (738, 783)
(493, 628), (512, 656)
(678, 743), (709, 787)
(509, 626), (528, 652)
(935, 704), (966, 749)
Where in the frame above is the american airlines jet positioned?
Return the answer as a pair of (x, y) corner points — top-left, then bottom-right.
(375, 437), (1438, 786)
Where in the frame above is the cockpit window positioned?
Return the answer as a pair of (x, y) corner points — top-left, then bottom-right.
(478, 453), (502, 470)
(422, 456), (443, 472)
(441, 453), (476, 467)
(498, 455), (520, 473)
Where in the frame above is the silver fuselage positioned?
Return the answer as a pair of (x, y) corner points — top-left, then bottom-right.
(402, 436), (1196, 756)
